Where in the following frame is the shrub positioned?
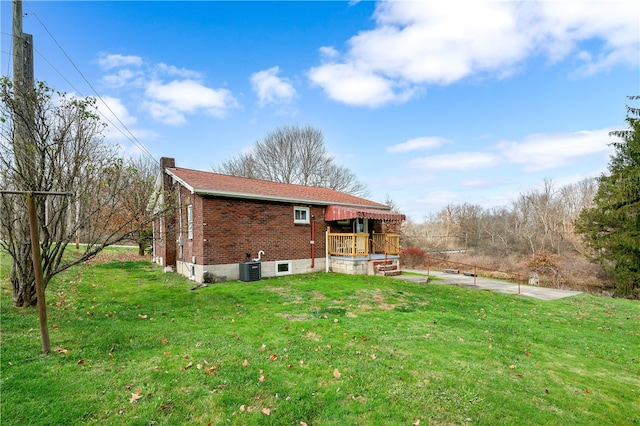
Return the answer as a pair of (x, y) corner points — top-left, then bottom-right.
(400, 247), (426, 268)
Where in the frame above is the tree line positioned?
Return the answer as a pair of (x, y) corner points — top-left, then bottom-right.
(403, 178), (598, 257)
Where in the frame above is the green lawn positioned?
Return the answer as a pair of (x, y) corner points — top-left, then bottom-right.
(1, 250), (638, 425)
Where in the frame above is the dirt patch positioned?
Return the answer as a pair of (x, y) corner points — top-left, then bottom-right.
(86, 250), (149, 264)
(277, 313), (313, 321)
(311, 290), (327, 301)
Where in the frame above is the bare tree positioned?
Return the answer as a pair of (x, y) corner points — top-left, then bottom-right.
(115, 156), (160, 256)
(215, 125), (369, 197)
(0, 78), (158, 307)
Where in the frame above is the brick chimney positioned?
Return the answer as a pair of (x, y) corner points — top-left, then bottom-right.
(158, 157), (177, 268)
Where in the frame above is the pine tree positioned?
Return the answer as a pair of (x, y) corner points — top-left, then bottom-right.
(575, 96), (640, 298)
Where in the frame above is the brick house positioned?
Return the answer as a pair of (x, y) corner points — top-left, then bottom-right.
(152, 158), (405, 283)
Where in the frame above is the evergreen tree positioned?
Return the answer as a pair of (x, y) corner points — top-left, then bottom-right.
(575, 96), (640, 298)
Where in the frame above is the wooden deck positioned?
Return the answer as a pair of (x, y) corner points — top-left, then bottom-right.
(327, 232), (400, 258)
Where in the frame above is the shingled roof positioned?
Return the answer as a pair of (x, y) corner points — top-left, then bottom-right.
(166, 167), (389, 209)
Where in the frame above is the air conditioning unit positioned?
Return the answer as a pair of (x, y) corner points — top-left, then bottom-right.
(239, 261), (261, 282)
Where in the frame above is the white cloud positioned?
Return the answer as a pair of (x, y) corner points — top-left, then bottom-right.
(145, 79), (238, 125)
(250, 66), (297, 107)
(497, 128), (615, 172)
(411, 152), (500, 170)
(102, 69), (145, 88)
(157, 63), (202, 79)
(388, 136), (450, 153)
(308, 62), (416, 108)
(318, 46), (340, 61)
(98, 53), (143, 69)
(309, 0), (639, 107)
(97, 52), (240, 125)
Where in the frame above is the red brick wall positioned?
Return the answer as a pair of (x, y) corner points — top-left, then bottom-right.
(194, 195), (327, 265)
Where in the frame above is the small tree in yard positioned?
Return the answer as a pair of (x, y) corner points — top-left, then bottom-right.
(0, 78), (159, 307)
(575, 96), (640, 298)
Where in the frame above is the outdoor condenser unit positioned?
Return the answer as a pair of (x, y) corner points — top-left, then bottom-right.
(239, 261), (261, 282)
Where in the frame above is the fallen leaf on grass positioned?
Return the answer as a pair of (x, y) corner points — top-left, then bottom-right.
(585, 389), (592, 394)
(269, 354), (278, 361)
(259, 375), (266, 382)
(508, 365), (516, 369)
(262, 408), (271, 415)
(370, 354), (377, 360)
(54, 347), (69, 354)
(259, 344), (266, 352)
(184, 362), (193, 370)
(129, 390), (142, 404)
(77, 359), (85, 365)
(414, 420), (420, 426)
(525, 350), (531, 357)
(204, 366), (217, 376)
(333, 368), (341, 379)
(161, 339), (168, 345)
(138, 314), (148, 319)
(242, 359), (250, 367)
(301, 422), (309, 426)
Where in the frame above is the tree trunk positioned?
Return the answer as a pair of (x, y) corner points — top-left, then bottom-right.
(11, 256), (37, 307)
(138, 242), (145, 256)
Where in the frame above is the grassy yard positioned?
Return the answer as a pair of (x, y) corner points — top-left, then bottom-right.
(1, 249), (638, 425)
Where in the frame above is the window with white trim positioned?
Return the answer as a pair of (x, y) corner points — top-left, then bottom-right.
(275, 260), (293, 276)
(294, 206), (310, 224)
(187, 204), (193, 240)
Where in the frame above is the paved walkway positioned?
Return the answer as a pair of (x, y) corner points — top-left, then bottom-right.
(395, 269), (582, 301)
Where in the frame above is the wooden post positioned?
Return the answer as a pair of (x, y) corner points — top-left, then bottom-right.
(26, 192), (50, 354)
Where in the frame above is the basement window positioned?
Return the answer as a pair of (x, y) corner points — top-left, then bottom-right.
(294, 206), (309, 224)
(275, 260), (293, 276)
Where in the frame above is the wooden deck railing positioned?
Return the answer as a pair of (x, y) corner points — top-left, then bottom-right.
(328, 233), (400, 257)
(371, 233), (400, 255)
(328, 233), (369, 257)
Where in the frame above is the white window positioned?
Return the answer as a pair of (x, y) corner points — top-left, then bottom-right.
(275, 260), (293, 276)
(294, 206), (310, 224)
(187, 204), (193, 240)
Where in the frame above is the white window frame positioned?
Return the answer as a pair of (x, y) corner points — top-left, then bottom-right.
(275, 260), (293, 276)
(187, 204), (193, 240)
(294, 206), (310, 224)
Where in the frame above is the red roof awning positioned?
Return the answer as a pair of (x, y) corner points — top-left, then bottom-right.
(325, 205), (406, 222)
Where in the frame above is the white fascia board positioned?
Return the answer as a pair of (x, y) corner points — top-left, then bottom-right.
(166, 170), (196, 193)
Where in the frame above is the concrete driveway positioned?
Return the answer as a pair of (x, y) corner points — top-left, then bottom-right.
(396, 269), (582, 301)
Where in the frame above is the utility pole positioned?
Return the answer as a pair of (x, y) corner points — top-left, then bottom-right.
(12, 0), (34, 178)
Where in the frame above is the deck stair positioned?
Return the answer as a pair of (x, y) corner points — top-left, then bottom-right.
(371, 259), (401, 276)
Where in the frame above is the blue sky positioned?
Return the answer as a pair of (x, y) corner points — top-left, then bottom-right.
(2, 0), (638, 221)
